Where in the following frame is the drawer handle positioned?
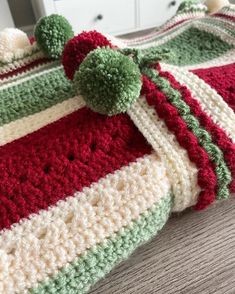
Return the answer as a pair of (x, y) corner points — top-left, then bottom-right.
(169, 0), (176, 6)
(96, 14), (104, 21)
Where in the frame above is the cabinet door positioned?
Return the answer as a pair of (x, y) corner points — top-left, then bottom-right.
(54, 0), (136, 35)
(139, 0), (182, 29)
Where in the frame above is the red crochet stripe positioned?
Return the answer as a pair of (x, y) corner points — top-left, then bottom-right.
(192, 63), (235, 112)
(141, 74), (217, 210)
(160, 68), (235, 193)
(0, 108), (151, 230)
(213, 13), (235, 23)
(0, 58), (51, 80)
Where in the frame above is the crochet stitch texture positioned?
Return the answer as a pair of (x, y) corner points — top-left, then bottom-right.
(0, 3), (235, 294)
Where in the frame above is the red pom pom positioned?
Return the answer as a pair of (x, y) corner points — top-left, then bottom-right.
(62, 31), (113, 80)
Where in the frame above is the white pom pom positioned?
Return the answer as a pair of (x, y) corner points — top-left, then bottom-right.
(0, 28), (31, 63)
(205, 0), (229, 14)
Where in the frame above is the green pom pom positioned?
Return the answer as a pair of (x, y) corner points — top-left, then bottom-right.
(75, 48), (142, 115)
(35, 14), (74, 59)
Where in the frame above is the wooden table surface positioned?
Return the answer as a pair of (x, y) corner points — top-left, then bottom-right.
(89, 197), (235, 294)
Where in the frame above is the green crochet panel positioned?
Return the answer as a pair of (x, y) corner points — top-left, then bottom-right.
(144, 27), (233, 66)
(143, 68), (232, 200)
(29, 194), (173, 294)
(0, 67), (76, 126)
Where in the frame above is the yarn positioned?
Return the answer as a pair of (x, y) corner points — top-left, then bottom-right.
(0, 108), (151, 229)
(0, 68), (75, 125)
(62, 31), (113, 80)
(163, 65), (235, 193)
(0, 3), (235, 293)
(139, 73), (217, 208)
(29, 195), (172, 294)
(35, 14), (74, 58)
(0, 155), (171, 293)
(149, 27), (233, 66)
(75, 48), (142, 115)
(193, 63), (235, 112)
(178, 0), (208, 13)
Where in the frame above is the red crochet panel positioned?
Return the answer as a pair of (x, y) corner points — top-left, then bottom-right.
(0, 108), (151, 230)
(192, 63), (235, 112)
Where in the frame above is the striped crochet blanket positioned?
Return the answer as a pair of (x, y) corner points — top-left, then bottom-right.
(0, 2), (235, 293)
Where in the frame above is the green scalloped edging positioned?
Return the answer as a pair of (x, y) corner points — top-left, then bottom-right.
(143, 67), (232, 200)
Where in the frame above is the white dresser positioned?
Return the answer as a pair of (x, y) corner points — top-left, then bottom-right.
(32, 0), (183, 36)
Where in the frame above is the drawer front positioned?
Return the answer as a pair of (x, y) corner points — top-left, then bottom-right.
(139, 0), (182, 29)
(54, 0), (136, 35)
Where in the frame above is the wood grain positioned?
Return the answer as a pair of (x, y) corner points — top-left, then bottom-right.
(89, 197), (235, 294)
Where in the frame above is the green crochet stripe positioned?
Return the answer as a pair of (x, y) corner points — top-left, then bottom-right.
(29, 194), (173, 294)
(143, 68), (232, 200)
(0, 67), (76, 126)
(144, 27), (233, 66)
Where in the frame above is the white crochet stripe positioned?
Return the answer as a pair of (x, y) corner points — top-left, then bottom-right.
(128, 98), (200, 211)
(0, 154), (171, 294)
(162, 64), (235, 142)
(0, 60), (58, 86)
(0, 65), (62, 90)
(0, 96), (85, 146)
(180, 48), (235, 70)
(0, 50), (45, 74)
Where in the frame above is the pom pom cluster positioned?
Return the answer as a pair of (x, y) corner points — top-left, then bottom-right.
(62, 31), (113, 80)
(75, 48), (142, 116)
(35, 14), (74, 59)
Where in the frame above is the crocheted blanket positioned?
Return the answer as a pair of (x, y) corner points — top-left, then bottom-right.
(0, 3), (235, 293)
